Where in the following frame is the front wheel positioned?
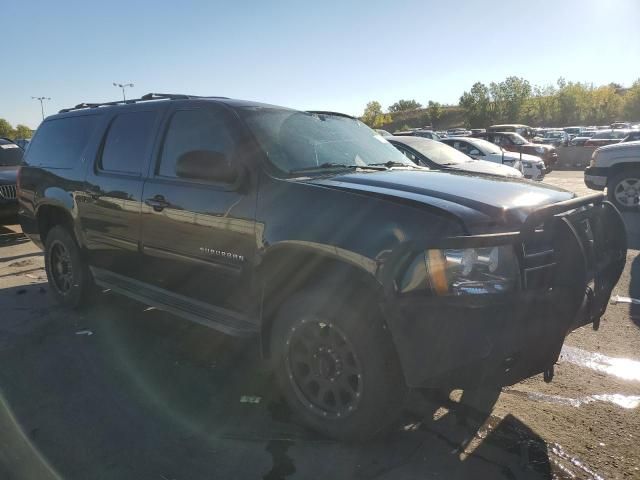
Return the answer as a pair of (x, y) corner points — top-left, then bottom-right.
(608, 171), (640, 211)
(44, 225), (92, 308)
(270, 288), (406, 441)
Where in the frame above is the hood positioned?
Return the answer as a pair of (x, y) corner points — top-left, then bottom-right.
(0, 166), (18, 183)
(448, 159), (522, 178)
(302, 169), (574, 230)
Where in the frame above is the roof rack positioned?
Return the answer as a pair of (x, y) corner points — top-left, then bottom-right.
(58, 93), (229, 113)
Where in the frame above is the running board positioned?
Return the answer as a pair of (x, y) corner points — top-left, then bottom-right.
(91, 267), (259, 337)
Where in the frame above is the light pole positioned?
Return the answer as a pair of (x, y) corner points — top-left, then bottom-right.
(113, 82), (134, 102)
(31, 96), (51, 120)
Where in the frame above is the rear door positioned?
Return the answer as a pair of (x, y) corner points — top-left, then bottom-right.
(81, 107), (163, 278)
(138, 103), (257, 315)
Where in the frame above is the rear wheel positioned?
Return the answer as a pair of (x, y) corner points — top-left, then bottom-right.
(44, 225), (92, 308)
(271, 287), (406, 441)
(608, 171), (640, 211)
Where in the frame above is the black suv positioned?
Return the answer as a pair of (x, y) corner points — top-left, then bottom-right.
(18, 93), (627, 440)
(0, 138), (23, 223)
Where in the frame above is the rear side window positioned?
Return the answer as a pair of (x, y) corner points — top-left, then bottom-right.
(25, 115), (97, 168)
(157, 109), (236, 178)
(99, 111), (157, 175)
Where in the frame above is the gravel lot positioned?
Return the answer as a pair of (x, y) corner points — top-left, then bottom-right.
(0, 171), (638, 479)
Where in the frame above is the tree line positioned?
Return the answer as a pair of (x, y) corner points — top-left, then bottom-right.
(362, 77), (640, 129)
(0, 119), (33, 140)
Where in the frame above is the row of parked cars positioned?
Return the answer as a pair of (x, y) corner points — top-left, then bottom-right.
(378, 124), (556, 180)
(531, 124), (640, 147)
(14, 93), (628, 440)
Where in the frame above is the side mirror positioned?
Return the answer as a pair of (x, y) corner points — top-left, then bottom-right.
(469, 149), (481, 156)
(176, 150), (238, 184)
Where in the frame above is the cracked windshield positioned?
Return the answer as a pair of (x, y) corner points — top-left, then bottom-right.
(1, 0), (639, 479)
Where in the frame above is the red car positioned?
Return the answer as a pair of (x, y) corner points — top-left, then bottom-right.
(472, 131), (558, 172)
(584, 129), (631, 148)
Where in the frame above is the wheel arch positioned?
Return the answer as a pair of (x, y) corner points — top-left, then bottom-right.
(36, 202), (79, 247)
(608, 161), (640, 181)
(257, 242), (384, 358)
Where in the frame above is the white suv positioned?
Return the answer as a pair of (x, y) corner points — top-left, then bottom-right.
(585, 140), (640, 210)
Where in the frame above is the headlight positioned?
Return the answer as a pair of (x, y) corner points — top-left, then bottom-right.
(534, 146), (545, 154)
(425, 245), (518, 295)
(590, 150), (598, 167)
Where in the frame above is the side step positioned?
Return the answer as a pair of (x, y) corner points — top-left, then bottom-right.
(91, 267), (259, 337)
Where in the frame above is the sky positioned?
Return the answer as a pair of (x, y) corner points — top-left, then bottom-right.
(2, 0), (639, 129)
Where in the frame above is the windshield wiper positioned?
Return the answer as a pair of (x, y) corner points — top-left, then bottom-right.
(370, 161), (417, 168)
(290, 162), (387, 174)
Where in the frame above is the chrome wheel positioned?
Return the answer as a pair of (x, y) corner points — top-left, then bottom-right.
(613, 177), (640, 208)
(286, 319), (363, 419)
(49, 240), (73, 295)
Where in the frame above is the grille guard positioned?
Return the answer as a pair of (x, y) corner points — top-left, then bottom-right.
(442, 192), (628, 327)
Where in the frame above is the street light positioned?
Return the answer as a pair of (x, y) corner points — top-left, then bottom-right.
(31, 96), (51, 120)
(113, 82), (134, 102)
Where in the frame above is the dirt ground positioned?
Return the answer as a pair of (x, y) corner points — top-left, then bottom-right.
(0, 171), (638, 479)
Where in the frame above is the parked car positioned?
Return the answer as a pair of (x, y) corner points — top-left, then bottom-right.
(570, 130), (597, 146)
(469, 128), (486, 135)
(621, 131), (640, 143)
(19, 93), (626, 440)
(388, 136), (523, 178)
(446, 128), (470, 137)
(563, 126), (584, 139)
(441, 136), (545, 181)
(0, 138), (23, 223)
(610, 122), (631, 130)
(375, 129), (392, 137)
(584, 129), (631, 148)
(472, 131), (558, 171)
(534, 130), (569, 147)
(14, 138), (31, 150)
(487, 124), (534, 139)
(585, 140), (640, 210)
(412, 129), (441, 140)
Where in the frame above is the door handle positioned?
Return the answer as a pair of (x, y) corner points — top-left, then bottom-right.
(145, 195), (170, 212)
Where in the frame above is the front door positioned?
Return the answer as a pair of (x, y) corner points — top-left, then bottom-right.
(138, 104), (257, 316)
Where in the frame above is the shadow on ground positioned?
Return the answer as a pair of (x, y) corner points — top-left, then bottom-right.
(0, 284), (595, 479)
(0, 225), (29, 248)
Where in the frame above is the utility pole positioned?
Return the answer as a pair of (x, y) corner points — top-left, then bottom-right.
(31, 96), (51, 120)
(113, 82), (134, 102)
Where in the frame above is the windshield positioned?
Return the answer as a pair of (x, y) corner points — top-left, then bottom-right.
(239, 108), (414, 173)
(0, 142), (23, 166)
(410, 139), (473, 165)
(508, 133), (527, 145)
(466, 138), (502, 154)
(545, 131), (564, 138)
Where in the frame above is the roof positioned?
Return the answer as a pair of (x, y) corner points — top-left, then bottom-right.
(54, 93), (291, 119)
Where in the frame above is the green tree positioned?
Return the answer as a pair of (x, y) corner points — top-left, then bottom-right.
(388, 99), (422, 113)
(623, 79), (640, 120)
(0, 119), (13, 139)
(427, 101), (442, 126)
(362, 101), (384, 126)
(362, 101), (392, 128)
(459, 82), (492, 127)
(14, 124), (32, 139)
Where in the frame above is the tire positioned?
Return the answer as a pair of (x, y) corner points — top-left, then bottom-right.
(44, 225), (92, 309)
(270, 287), (406, 441)
(608, 170), (640, 211)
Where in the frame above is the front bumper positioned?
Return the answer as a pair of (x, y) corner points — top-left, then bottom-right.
(384, 194), (627, 388)
(584, 166), (608, 190)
